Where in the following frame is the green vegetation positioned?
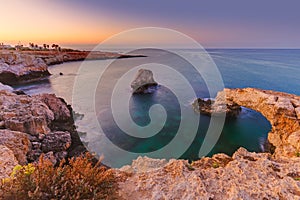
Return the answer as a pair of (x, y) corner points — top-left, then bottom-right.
(185, 163), (195, 171)
(0, 153), (117, 199)
(212, 162), (219, 168)
(296, 152), (300, 157)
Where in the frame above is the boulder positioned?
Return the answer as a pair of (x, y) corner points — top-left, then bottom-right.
(0, 90), (53, 135)
(0, 145), (18, 179)
(0, 52), (50, 85)
(41, 131), (71, 153)
(0, 90), (86, 163)
(0, 129), (31, 165)
(131, 69), (158, 94)
(34, 93), (71, 122)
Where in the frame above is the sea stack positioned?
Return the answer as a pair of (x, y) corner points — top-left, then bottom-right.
(131, 69), (158, 94)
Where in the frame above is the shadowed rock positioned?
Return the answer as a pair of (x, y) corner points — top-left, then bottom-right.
(192, 98), (241, 118)
(131, 69), (158, 94)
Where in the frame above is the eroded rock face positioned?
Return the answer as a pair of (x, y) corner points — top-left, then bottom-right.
(192, 98), (241, 118)
(218, 88), (300, 157)
(0, 90), (86, 165)
(117, 148), (300, 200)
(131, 69), (158, 94)
(0, 52), (50, 85)
(0, 90), (53, 135)
(41, 131), (71, 153)
(116, 88), (300, 199)
(0, 130), (30, 165)
(0, 145), (18, 179)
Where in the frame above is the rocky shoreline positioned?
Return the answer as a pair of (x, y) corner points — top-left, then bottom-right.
(115, 88), (300, 199)
(0, 77), (299, 199)
(0, 50), (144, 85)
(0, 87), (87, 179)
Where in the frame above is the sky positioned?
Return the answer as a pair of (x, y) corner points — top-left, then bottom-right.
(1, 0), (300, 48)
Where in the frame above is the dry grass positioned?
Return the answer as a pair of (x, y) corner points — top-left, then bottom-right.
(0, 153), (117, 200)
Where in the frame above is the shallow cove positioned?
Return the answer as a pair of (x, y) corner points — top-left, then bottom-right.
(14, 48), (300, 166)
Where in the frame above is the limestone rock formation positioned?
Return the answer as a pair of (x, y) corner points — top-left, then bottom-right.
(0, 50), (143, 85)
(192, 98), (241, 118)
(41, 131), (71, 153)
(0, 90), (54, 135)
(0, 130), (30, 165)
(0, 145), (18, 180)
(0, 52), (50, 85)
(116, 88), (300, 199)
(0, 89), (86, 169)
(131, 69), (158, 94)
(117, 148), (300, 200)
(217, 88), (300, 158)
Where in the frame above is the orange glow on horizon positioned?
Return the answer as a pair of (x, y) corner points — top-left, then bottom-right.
(0, 1), (127, 46)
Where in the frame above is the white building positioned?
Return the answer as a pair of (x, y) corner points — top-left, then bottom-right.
(0, 43), (12, 50)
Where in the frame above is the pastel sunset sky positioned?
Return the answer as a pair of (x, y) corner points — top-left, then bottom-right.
(1, 0), (300, 48)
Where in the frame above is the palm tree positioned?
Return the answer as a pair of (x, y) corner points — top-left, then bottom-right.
(29, 43), (34, 49)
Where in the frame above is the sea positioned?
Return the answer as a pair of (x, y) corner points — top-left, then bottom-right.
(13, 48), (300, 167)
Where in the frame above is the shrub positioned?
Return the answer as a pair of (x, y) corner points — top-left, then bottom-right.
(212, 162), (219, 168)
(0, 153), (117, 199)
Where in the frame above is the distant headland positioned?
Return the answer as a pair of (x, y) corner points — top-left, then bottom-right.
(0, 42), (145, 85)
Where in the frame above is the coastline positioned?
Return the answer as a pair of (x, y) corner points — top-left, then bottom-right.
(0, 49), (299, 199)
(0, 49), (145, 85)
(0, 83), (299, 198)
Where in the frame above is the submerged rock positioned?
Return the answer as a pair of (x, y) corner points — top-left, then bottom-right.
(131, 69), (158, 94)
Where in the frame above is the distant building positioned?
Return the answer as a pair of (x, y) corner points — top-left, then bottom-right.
(0, 43), (12, 50)
(15, 44), (24, 51)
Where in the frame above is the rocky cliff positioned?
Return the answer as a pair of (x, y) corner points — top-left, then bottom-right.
(0, 50), (144, 85)
(0, 52), (50, 85)
(0, 87), (86, 179)
(0, 86), (299, 199)
(116, 88), (300, 199)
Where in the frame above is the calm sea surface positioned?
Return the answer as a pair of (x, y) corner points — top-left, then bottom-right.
(14, 49), (300, 166)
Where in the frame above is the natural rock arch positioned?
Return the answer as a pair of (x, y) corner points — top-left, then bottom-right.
(216, 88), (300, 157)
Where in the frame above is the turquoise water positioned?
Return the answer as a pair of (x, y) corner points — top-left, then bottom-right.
(14, 49), (300, 166)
